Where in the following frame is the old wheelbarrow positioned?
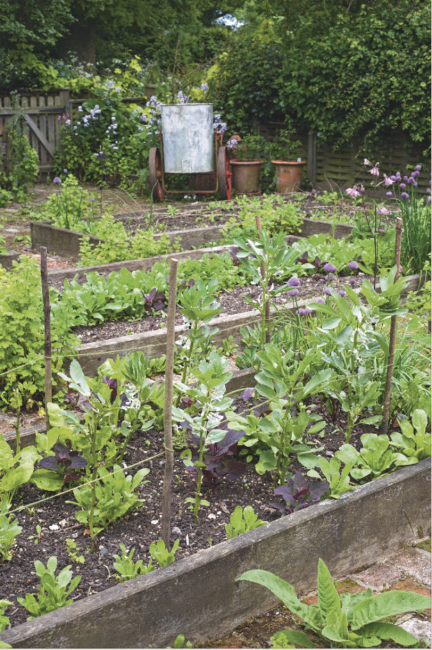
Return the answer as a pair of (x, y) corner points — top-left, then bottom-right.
(149, 103), (232, 201)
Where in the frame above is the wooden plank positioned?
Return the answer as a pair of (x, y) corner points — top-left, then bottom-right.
(23, 114), (55, 156)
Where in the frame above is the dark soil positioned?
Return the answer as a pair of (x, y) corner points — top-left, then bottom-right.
(115, 210), (230, 235)
(72, 273), (371, 344)
(1, 396), (379, 630)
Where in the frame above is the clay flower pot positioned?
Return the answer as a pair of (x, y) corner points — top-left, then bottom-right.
(230, 160), (263, 194)
(272, 160), (306, 193)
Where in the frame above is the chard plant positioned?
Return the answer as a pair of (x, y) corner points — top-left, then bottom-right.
(172, 352), (234, 523)
(238, 558), (431, 648)
(17, 556), (81, 620)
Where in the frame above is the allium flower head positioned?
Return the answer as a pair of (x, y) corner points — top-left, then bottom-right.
(345, 187), (360, 198)
(350, 278), (355, 287)
(401, 192), (409, 199)
(315, 297), (325, 304)
(324, 287), (332, 296)
(338, 289), (346, 297)
(412, 170), (420, 178)
(53, 177), (61, 184)
(399, 183), (406, 190)
(325, 273), (336, 282)
(386, 191), (393, 197)
(415, 165), (422, 171)
(287, 276), (301, 287)
(348, 260), (358, 270)
(407, 177), (414, 184)
(323, 262), (337, 273)
(298, 307), (313, 316)
(287, 288), (299, 297)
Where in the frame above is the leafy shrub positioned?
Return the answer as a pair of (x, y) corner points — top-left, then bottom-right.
(0, 111), (39, 205)
(0, 258), (78, 408)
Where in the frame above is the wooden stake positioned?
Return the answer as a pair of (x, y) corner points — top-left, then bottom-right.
(161, 258), (179, 546)
(255, 215), (271, 343)
(40, 247), (52, 428)
(380, 218), (403, 435)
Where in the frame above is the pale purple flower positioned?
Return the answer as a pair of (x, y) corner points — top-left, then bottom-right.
(368, 165), (379, 177)
(201, 82), (209, 91)
(345, 187), (360, 198)
(427, 188), (431, 194)
(386, 191), (393, 197)
(53, 177), (61, 184)
(360, 186), (365, 195)
(407, 177), (414, 184)
(63, 169), (67, 173)
(315, 297), (325, 304)
(350, 278), (355, 287)
(364, 158), (372, 166)
(338, 289), (346, 297)
(242, 387), (255, 401)
(376, 205), (389, 215)
(399, 183), (406, 189)
(227, 139), (237, 150)
(298, 307), (313, 316)
(413, 181), (418, 187)
(323, 263), (337, 273)
(415, 165), (422, 171)
(325, 273), (336, 281)
(390, 175), (396, 181)
(403, 176), (408, 181)
(287, 289), (299, 297)
(428, 197), (431, 203)
(324, 287), (332, 296)
(383, 174), (393, 186)
(348, 261), (358, 270)
(412, 170), (420, 178)
(401, 192), (409, 199)
(287, 276), (301, 287)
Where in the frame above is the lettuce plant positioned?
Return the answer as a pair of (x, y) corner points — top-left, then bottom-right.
(0, 502), (22, 562)
(272, 471), (329, 514)
(391, 409), (431, 461)
(113, 543), (155, 582)
(238, 558), (431, 648)
(336, 433), (417, 482)
(17, 556), (81, 620)
(225, 506), (266, 539)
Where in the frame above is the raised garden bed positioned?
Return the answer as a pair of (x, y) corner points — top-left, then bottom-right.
(0, 251), (20, 271)
(72, 272), (425, 376)
(0, 459), (429, 648)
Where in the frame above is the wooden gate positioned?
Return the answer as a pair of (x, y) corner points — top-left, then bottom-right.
(0, 88), (70, 179)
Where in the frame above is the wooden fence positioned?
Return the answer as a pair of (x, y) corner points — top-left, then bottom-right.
(259, 122), (430, 195)
(0, 85), (156, 180)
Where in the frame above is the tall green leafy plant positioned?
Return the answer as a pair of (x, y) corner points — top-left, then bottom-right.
(238, 558), (431, 648)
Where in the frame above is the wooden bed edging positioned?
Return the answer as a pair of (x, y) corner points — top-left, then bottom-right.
(1, 459), (429, 649)
(31, 215), (352, 261)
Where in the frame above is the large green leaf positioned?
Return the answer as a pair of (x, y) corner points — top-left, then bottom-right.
(0, 464), (34, 492)
(271, 629), (317, 648)
(359, 622), (418, 647)
(317, 558), (341, 623)
(31, 469), (64, 492)
(351, 591), (431, 629)
(237, 570), (322, 631)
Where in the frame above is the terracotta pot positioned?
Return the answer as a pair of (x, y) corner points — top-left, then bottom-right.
(272, 160), (306, 193)
(230, 159), (263, 194)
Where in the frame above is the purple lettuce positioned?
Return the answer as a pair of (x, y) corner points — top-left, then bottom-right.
(142, 288), (166, 312)
(188, 427), (247, 492)
(39, 442), (88, 485)
(271, 471), (329, 515)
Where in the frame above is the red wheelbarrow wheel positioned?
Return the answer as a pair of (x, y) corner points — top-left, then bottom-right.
(149, 147), (164, 201)
(218, 146), (232, 200)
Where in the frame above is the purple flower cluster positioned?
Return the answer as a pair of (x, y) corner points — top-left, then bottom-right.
(213, 113), (227, 134)
(177, 90), (189, 105)
(146, 95), (162, 132)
